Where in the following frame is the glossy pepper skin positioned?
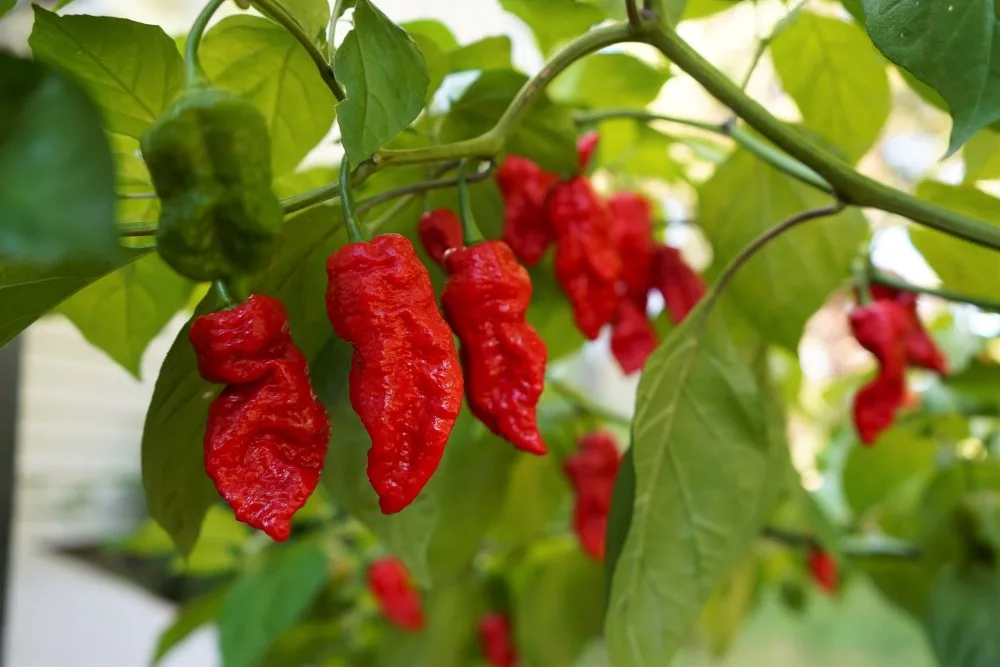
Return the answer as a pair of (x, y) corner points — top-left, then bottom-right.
(442, 241), (547, 455)
(496, 156), (557, 266)
(651, 245), (706, 324)
(870, 284), (948, 374)
(849, 300), (911, 444)
(479, 612), (519, 667)
(326, 233), (463, 514)
(808, 546), (838, 594)
(368, 557), (425, 631)
(142, 87), (283, 281)
(417, 209), (463, 268)
(189, 294), (330, 541)
(563, 431), (621, 560)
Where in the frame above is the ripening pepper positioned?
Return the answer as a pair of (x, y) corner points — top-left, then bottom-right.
(479, 612), (519, 667)
(189, 294), (330, 541)
(651, 245), (706, 324)
(610, 300), (658, 376)
(326, 233), (463, 514)
(442, 240), (547, 455)
(368, 557), (425, 631)
(807, 546), (838, 594)
(496, 156), (557, 266)
(870, 284), (948, 375)
(417, 209), (463, 268)
(142, 87), (283, 281)
(564, 431), (621, 560)
(849, 300), (911, 444)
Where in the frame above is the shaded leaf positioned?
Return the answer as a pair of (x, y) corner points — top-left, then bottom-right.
(259, 0), (331, 38)
(964, 129), (1000, 182)
(153, 586), (228, 665)
(842, 426), (937, 518)
(926, 565), (1000, 667)
(400, 19), (458, 51)
(448, 36), (513, 73)
(550, 53), (669, 110)
(501, 0), (605, 55)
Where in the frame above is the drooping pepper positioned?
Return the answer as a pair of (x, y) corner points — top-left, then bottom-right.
(610, 300), (658, 376)
(807, 546), (838, 594)
(563, 430), (621, 560)
(417, 209), (463, 268)
(849, 300), (912, 444)
(870, 284), (948, 375)
(608, 191), (658, 374)
(478, 612), (519, 667)
(650, 244), (706, 324)
(368, 557), (425, 631)
(189, 294), (330, 541)
(496, 156), (557, 266)
(142, 87), (283, 281)
(577, 131), (600, 172)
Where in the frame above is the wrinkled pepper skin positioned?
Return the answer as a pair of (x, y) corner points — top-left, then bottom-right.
(870, 284), (948, 375)
(368, 557), (425, 631)
(808, 547), (838, 594)
(417, 209), (463, 268)
(442, 241), (547, 455)
(563, 431), (621, 560)
(479, 612), (519, 667)
(849, 301), (911, 445)
(610, 300), (658, 376)
(651, 245), (706, 324)
(189, 294), (330, 541)
(496, 156), (556, 266)
(142, 87), (283, 281)
(325, 233), (463, 514)
(608, 192), (655, 308)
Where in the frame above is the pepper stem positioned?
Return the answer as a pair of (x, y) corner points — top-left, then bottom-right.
(340, 159), (367, 244)
(457, 159), (484, 245)
(185, 0), (227, 87)
(212, 280), (235, 309)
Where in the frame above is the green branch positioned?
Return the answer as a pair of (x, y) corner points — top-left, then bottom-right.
(869, 270), (1000, 313)
(184, 0), (227, 86)
(354, 160), (494, 215)
(762, 527), (921, 559)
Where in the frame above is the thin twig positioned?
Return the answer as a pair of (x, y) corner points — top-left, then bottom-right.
(626, 0), (642, 28)
(355, 160), (495, 215)
(761, 527), (922, 559)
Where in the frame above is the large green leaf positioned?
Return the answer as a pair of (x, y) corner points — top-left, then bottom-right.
(59, 255), (191, 378)
(861, 0), (1000, 155)
(220, 542), (330, 667)
(258, 0), (330, 38)
(605, 307), (776, 666)
(201, 15), (338, 176)
(334, 0), (429, 163)
(448, 36), (513, 73)
(550, 53), (669, 110)
(698, 147), (866, 350)
(696, 556), (758, 658)
(111, 134), (159, 223)
(29, 7), (183, 139)
(492, 452), (571, 547)
(910, 181), (1000, 300)
(926, 565), (1000, 667)
(842, 426), (937, 518)
(0, 0), (14, 18)
(0, 53), (120, 264)
(500, 0), (605, 55)
(964, 130), (1000, 182)
(771, 12), (890, 163)
(400, 20), (458, 51)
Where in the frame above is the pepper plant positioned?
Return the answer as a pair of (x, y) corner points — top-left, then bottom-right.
(2, 0), (1000, 665)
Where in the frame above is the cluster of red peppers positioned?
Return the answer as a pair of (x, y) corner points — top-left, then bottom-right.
(849, 284), (947, 445)
(563, 430), (622, 560)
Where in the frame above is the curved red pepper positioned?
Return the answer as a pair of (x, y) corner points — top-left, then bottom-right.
(417, 209), (463, 268)
(577, 131), (600, 171)
(563, 431), (621, 560)
(190, 294), (330, 541)
(478, 612), (519, 667)
(609, 192), (655, 308)
(442, 240), (548, 455)
(650, 245), (706, 324)
(807, 546), (838, 594)
(368, 556), (425, 631)
(496, 156), (556, 266)
(610, 300), (658, 376)
(870, 284), (948, 375)
(849, 300), (911, 444)
(326, 233), (464, 514)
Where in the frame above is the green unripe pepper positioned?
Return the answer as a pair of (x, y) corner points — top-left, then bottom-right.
(141, 86), (283, 282)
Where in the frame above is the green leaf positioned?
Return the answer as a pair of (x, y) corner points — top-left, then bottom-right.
(262, 0), (331, 38)
(910, 181), (1000, 300)
(334, 0), (429, 163)
(441, 70), (577, 174)
(605, 308), (777, 666)
(0, 0), (14, 18)
(699, 147), (866, 350)
(58, 255), (191, 378)
(401, 19), (458, 51)
(696, 556), (758, 658)
(111, 134), (160, 223)
(842, 426), (937, 518)
(492, 452), (570, 547)
(28, 7), (183, 138)
(601, 122), (684, 181)
(177, 505), (251, 575)
(926, 565), (1000, 667)
(965, 130), (1000, 182)
(771, 12), (890, 163)
(220, 542), (329, 667)
(448, 36), (513, 73)
(409, 33), (448, 103)
(604, 444), (635, 610)
(861, 0), (1000, 155)
(839, 0), (865, 23)
(153, 585), (228, 665)
(945, 361), (1000, 402)
(201, 15), (338, 176)
(0, 53), (119, 264)
(682, 0), (741, 20)
(500, 0), (605, 55)
(550, 53), (669, 110)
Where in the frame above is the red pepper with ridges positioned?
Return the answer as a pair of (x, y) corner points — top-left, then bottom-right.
(870, 284), (948, 375)
(479, 612), (519, 667)
(610, 300), (658, 376)
(807, 546), (838, 594)
(496, 156), (556, 266)
(608, 192), (655, 308)
(368, 557), (425, 631)
(417, 209), (463, 268)
(564, 431), (621, 560)
(650, 245), (706, 324)
(190, 294), (330, 541)
(849, 300), (911, 444)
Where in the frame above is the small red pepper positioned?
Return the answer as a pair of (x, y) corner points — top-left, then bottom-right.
(610, 300), (657, 376)
(189, 294), (330, 541)
(650, 245), (706, 324)
(326, 233), (464, 514)
(442, 240), (548, 455)
(496, 156), (557, 266)
(577, 131), (600, 171)
(849, 300), (911, 444)
(563, 431), (621, 560)
(417, 209), (463, 268)
(870, 284), (948, 375)
(807, 546), (838, 594)
(478, 612), (519, 667)
(368, 556), (425, 631)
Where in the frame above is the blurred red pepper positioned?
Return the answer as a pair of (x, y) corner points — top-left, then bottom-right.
(807, 546), (838, 594)
(608, 191), (658, 373)
(368, 557), (425, 631)
(563, 431), (621, 560)
(577, 131), (600, 171)
(870, 284), (948, 375)
(650, 245), (706, 324)
(610, 300), (657, 376)
(417, 209), (463, 267)
(849, 300), (911, 444)
(496, 156), (556, 266)
(478, 612), (519, 667)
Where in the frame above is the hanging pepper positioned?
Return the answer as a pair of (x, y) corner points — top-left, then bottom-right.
(417, 209), (463, 268)
(563, 431), (621, 560)
(478, 612), (519, 667)
(650, 245), (706, 324)
(545, 135), (622, 339)
(849, 300), (911, 444)
(189, 294), (330, 541)
(142, 87), (284, 281)
(442, 160), (547, 455)
(610, 300), (658, 376)
(870, 284), (948, 375)
(496, 156), (557, 266)
(326, 161), (463, 514)
(608, 192), (658, 374)
(577, 131), (600, 172)
(368, 557), (425, 631)
(807, 546), (838, 594)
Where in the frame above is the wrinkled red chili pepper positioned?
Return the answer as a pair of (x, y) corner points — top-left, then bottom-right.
(807, 546), (838, 594)
(189, 294), (330, 541)
(417, 209), (463, 268)
(610, 300), (657, 376)
(496, 156), (557, 267)
(326, 233), (464, 514)
(479, 612), (519, 667)
(577, 131), (600, 171)
(849, 300), (911, 445)
(870, 284), (948, 375)
(368, 556), (425, 631)
(563, 431), (621, 560)
(442, 240), (548, 455)
(650, 245), (706, 324)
